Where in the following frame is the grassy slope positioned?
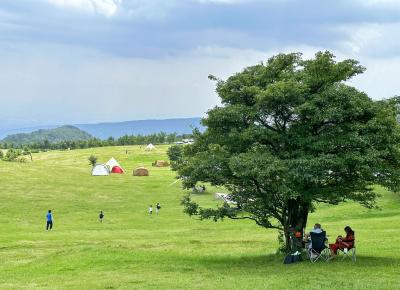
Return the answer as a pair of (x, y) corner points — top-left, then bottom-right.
(0, 145), (399, 290)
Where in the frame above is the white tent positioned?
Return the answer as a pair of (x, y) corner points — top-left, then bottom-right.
(106, 157), (121, 169)
(146, 143), (155, 151)
(91, 164), (110, 176)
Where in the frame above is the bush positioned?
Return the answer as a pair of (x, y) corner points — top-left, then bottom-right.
(88, 155), (98, 166)
(4, 149), (21, 162)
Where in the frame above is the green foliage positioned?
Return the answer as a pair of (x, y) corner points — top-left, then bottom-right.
(174, 51), (400, 251)
(1, 126), (93, 147)
(88, 155), (98, 167)
(0, 150), (3, 160)
(3, 149), (22, 162)
(167, 145), (184, 170)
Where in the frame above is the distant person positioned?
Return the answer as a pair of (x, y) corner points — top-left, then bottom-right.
(99, 211), (104, 222)
(156, 203), (161, 215)
(329, 226), (355, 258)
(149, 205), (153, 215)
(46, 210), (53, 230)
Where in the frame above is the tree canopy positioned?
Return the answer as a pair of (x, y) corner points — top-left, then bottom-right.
(172, 51), (400, 251)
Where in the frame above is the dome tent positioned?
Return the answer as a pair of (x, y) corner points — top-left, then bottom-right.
(92, 164), (110, 176)
(111, 166), (124, 174)
(133, 167), (149, 176)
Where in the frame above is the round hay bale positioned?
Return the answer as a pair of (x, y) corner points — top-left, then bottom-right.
(133, 167), (149, 176)
(153, 160), (170, 167)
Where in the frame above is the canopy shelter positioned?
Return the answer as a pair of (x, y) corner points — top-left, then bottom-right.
(91, 164), (110, 176)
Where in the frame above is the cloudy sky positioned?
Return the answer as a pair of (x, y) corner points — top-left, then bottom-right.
(0, 0), (399, 129)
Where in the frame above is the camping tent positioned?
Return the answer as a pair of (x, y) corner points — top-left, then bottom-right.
(92, 164), (110, 176)
(133, 167), (149, 176)
(106, 157), (120, 169)
(106, 157), (124, 173)
(111, 166), (124, 173)
(146, 144), (155, 151)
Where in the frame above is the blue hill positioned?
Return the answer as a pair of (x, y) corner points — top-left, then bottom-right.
(75, 117), (203, 139)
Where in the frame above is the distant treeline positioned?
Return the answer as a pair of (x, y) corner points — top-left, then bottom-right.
(0, 132), (193, 151)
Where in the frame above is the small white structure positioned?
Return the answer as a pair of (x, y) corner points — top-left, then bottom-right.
(214, 193), (236, 204)
(91, 164), (110, 176)
(146, 143), (155, 151)
(106, 157), (121, 169)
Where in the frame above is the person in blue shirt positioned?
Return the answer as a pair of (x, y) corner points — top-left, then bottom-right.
(46, 210), (53, 230)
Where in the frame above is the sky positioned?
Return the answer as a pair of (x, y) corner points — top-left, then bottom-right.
(0, 0), (400, 129)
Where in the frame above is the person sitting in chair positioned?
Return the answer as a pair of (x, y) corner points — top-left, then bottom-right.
(329, 226), (355, 258)
(305, 223), (324, 249)
(288, 227), (303, 253)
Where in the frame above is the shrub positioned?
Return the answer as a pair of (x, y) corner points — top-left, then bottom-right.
(88, 155), (98, 167)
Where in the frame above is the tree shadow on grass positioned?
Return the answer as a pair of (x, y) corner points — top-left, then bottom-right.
(175, 253), (400, 272)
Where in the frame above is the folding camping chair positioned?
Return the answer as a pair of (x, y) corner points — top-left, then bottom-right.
(337, 241), (356, 262)
(308, 231), (330, 263)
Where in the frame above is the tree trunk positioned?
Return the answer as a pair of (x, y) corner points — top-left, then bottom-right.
(283, 197), (311, 252)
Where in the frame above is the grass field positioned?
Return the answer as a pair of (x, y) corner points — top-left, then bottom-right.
(0, 145), (399, 289)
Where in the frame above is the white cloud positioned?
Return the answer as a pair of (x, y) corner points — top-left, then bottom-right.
(46, 0), (122, 17)
(336, 22), (400, 57)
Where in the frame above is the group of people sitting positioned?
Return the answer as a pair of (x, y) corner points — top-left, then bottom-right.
(290, 223), (355, 259)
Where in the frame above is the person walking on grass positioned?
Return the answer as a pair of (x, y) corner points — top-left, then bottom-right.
(149, 205), (153, 215)
(46, 210), (53, 230)
(99, 211), (104, 222)
(156, 203), (161, 215)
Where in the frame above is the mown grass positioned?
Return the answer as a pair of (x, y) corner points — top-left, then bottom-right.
(0, 145), (399, 289)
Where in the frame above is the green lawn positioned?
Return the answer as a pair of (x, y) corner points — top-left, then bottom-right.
(0, 145), (399, 289)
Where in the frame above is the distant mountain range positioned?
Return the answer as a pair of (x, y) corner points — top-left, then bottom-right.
(74, 117), (202, 139)
(0, 117), (203, 141)
(1, 126), (93, 146)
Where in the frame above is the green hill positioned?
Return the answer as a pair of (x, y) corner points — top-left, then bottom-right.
(1, 125), (93, 145)
(0, 145), (399, 289)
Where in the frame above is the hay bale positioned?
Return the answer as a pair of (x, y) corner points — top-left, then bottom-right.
(153, 160), (170, 167)
(133, 167), (149, 176)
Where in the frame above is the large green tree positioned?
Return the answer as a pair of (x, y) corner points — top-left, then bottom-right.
(173, 51), (400, 251)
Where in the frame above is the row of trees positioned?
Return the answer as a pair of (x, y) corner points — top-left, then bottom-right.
(0, 132), (193, 151)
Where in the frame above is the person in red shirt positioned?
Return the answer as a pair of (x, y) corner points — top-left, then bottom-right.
(329, 226), (355, 258)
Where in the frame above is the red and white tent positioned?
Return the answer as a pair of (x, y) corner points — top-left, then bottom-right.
(106, 157), (124, 174)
